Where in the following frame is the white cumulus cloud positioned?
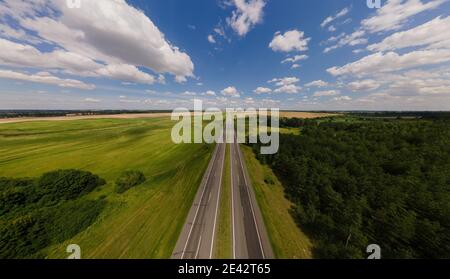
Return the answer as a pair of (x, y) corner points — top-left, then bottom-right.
(254, 87), (272, 94)
(221, 86), (241, 98)
(321, 7), (350, 28)
(327, 49), (450, 76)
(281, 55), (308, 64)
(84, 98), (101, 103)
(204, 90), (216, 96)
(226, 0), (266, 37)
(368, 15), (450, 52)
(305, 80), (329, 87)
(96, 64), (158, 85)
(269, 30), (310, 52)
(361, 0), (446, 33)
(0, 69), (95, 90)
(313, 90), (340, 97)
(324, 30), (367, 53)
(333, 96), (352, 101)
(269, 77), (302, 93)
(348, 79), (381, 91)
(208, 35), (216, 44)
(0, 0), (194, 83)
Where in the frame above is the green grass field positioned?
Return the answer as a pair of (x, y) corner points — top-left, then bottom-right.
(215, 144), (232, 259)
(242, 145), (312, 259)
(0, 117), (213, 258)
(279, 127), (300, 135)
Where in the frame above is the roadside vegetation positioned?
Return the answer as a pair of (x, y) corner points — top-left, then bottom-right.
(242, 146), (313, 259)
(0, 117), (213, 258)
(251, 114), (450, 258)
(0, 170), (106, 258)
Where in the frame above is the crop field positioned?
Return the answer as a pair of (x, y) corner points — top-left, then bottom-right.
(0, 117), (213, 258)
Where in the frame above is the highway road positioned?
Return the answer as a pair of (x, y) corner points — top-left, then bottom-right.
(172, 127), (273, 259)
(230, 134), (274, 259)
(172, 133), (226, 259)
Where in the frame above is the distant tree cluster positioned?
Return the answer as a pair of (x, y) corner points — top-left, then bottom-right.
(351, 111), (450, 120)
(251, 117), (450, 258)
(279, 117), (310, 128)
(115, 171), (146, 194)
(0, 170), (106, 259)
(0, 110), (173, 119)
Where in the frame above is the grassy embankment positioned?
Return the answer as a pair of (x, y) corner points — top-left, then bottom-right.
(242, 145), (312, 259)
(0, 117), (213, 258)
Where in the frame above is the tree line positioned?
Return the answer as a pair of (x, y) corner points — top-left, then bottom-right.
(251, 116), (450, 258)
(0, 170), (106, 258)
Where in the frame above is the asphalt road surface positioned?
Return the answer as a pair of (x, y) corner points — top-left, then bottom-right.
(172, 128), (273, 259)
(172, 136), (226, 259)
(230, 135), (274, 259)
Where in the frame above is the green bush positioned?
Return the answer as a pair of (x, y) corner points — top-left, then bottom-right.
(43, 200), (106, 243)
(0, 200), (106, 259)
(0, 177), (34, 190)
(0, 179), (40, 215)
(115, 171), (146, 194)
(38, 169), (106, 203)
(263, 174), (275, 185)
(0, 188), (27, 215)
(0, 170), (105, 215)
(0, 169), (107, 258)
(0, 214), (49, 259)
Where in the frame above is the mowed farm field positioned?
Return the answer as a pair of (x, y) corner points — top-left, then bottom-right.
(0, 117), (213, 258)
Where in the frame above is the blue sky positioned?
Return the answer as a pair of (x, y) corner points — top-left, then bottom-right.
(0, 0), (450, 110)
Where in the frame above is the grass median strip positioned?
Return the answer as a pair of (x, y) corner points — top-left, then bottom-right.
(215, 144), (232, 259)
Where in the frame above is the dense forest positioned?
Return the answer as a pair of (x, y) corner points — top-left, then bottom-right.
(0, 170), (106, 258)
(252, 116), (450, 258)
